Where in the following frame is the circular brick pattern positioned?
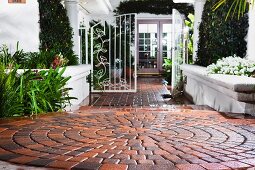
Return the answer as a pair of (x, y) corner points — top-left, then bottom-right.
(0, 108), (255, 169)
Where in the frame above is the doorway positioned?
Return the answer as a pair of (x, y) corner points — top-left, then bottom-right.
(137, 20), (172, 75)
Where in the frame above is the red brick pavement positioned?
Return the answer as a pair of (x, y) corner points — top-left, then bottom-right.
(91, 77), (191, 107)
(0, 107), (255, 169)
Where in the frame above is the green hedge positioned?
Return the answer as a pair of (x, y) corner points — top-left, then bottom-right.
(195, 0), (248, 66)
(38, 0), (78, 65)
(115, 0), (194, 17)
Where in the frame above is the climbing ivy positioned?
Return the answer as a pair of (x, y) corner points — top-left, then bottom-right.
(115, 0), (194, 17)
(38, 0), (78, 65)
(195, 0), (248, 67)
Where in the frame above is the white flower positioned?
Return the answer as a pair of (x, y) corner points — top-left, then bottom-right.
(207, 55), (255, 77)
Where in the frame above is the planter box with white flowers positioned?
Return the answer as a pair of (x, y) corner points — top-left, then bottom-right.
(181, 55), (255, 116)
(207, 55), (255, 77)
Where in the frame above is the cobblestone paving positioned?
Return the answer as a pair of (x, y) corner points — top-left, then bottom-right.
(0, 107), (255, 169)
(91, 77), (191, 107)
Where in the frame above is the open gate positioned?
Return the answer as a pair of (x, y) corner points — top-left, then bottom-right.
(80, 14), (137, 92)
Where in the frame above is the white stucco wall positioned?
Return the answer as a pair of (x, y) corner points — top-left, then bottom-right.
(82, 12), (115, 26)
(79, 11), (92, 28)
(63, 64), (91, 110)
(193, 0), (206, 61)
(247, 6), (255, 61)
(65, 0), (81, 63)
(0, 0), (40, 52)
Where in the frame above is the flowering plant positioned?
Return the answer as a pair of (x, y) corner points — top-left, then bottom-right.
(206, 55), (255, 77)
(51, 53), (69, 69)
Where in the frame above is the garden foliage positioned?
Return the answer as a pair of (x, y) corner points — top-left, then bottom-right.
(162, 58), (172, 84)
(0, 43), (68, 69)
(196, 0), (248, 67)
(38, 0), (78, 65)
(115, 0), (194, 17)
(185, 14), (194, 63)
(0, 46), (75, 118)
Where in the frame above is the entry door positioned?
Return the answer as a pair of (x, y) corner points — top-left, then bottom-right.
(137, 20), (172, 75)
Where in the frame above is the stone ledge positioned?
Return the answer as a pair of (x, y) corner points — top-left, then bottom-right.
(181, 64), (255, 93)
(181, 64), (255, 115)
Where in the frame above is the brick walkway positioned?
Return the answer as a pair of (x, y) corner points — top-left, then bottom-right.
(91, 77), (191, 107)
(0, 107), (255, 169)
(0, 77), (255, 169)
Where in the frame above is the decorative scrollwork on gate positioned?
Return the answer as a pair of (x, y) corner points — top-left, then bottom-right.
(81, 14), (137, 92)
(93, 28), (109, 89)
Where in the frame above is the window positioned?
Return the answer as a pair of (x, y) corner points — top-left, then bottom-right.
(8, 0), (26, 3)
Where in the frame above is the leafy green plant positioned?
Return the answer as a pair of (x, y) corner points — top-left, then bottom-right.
(25, 50), (57, 69)
(162, 58), (172, 84)
(0, 65), (23, 117)
(19, 67), (75, 115)
(196, 0), (248, 67)
(0, 45), (12, 66)
(11, 42), (28, 67)
(213, 0), (253, 20)
(184, 13), (194, 62)
(0, 44), (71, 69)
(0, 43), (26, 68)
(0, 63), (75, 117)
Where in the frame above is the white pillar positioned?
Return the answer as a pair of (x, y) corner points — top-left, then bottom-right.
(247, 6), (255, 61)
(65, 0), (80, 63)
(193, 0), (206, 61)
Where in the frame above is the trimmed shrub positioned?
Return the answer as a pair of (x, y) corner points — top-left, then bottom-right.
(38, 0), (78, 65)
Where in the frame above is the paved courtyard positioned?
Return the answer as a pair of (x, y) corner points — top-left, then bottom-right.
(0, 77), (255, 169)
(1, 107), (255, 169)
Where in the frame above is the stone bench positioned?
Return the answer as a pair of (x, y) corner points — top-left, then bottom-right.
(181, 64), (255, 115)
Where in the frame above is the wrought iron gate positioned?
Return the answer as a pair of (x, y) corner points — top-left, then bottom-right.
(80, 14), (137, 92)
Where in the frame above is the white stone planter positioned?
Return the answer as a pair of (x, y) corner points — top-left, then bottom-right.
(181, 64), (255, 115)
(63, 64), (91, 109)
